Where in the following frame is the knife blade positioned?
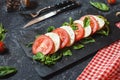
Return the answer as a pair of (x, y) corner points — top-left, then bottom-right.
(23, 11), (57, 28)
(23, 2), (80, 28)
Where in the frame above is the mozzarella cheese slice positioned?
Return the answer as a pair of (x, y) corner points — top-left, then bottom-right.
(92, 15), (105, 30)
(74, 20), (92, 38)
(60, 26), (75, 46)
(45, 32), (60, 52)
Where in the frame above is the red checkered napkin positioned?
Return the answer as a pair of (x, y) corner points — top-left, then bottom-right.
(77, 40), (120, 80)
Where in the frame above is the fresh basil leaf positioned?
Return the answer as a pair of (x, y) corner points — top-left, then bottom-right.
(73, 44), (84, 50)
(51, 53), (62, 61)
(0, 66), (17, 78)
(33, 52), (46, 62)
(83, 17), (90, 28)
(47, 26), (55, 32)
(69, 17), (74, 25)
(97, 25), (109, 36)
(81, 37), (95, 44)
(90, 1), (109, 11)
(63, 49), (72, 56)
(71, 24), (78, 30)
(62, 22), (69, 26)
(26, 42), (33, 47)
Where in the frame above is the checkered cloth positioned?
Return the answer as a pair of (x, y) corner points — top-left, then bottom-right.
(77, 40), (120, 80)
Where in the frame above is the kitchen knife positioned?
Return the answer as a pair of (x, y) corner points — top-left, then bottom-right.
(23, 2), (80, 28)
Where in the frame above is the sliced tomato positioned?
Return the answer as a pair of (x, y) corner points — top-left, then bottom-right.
(74, 23), (84, 41)
(32, 35), (54, 55)
(53, 28), (70, 48)
(80, 15), (99, 34)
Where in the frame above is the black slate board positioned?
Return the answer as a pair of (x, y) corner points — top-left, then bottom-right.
(17, 0), (120, 78)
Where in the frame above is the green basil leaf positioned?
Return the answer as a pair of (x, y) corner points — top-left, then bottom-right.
(62, 22), (69, 26)
(69, 17), (74, 25)
(33, 52), (46, 62)
(73, 44), (84, 50)
(47, 26), (55, 32)
(83, 17), (90, 28)
(97, 25), (109, 36)
(81, 37), (95, 44)
(62, 17), (77, 30)
(71, 24), (78, 30)
(90, 1), (109, 11)
(63, 49), (72, 56)
(51, 53), (62, 61)
(0, 66), (17, 77)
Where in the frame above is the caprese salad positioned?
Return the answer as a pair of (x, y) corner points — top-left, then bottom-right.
(31, 14), (109, 65)
(29, 15), (109, 66)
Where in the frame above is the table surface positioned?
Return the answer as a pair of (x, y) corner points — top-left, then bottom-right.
(0, 0), (120, 80)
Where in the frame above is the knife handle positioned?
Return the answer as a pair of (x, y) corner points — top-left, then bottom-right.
(53, 0), (76, 9)
(33, 0), (77, 16)
(56, 2), (80, 13)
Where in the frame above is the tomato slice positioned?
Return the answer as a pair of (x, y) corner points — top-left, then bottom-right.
(80, 15), (99, 34)
(53, 28), (70, 48)
(74, 23), (84, 41)
(32, 35), (54, 55)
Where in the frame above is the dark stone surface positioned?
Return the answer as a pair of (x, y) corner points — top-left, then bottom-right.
(0, 0), (120, 80)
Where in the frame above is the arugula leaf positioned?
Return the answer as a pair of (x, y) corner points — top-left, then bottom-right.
(47, 26), (55, 32)
(0, 23), (6, 41)
(33, 52), (62, 65)
(63, 49), (72, 56)
(80, 37), (95, 44)
(90, 1), (109, 11)
(73, 44), (84, 50)
(97, 26), (109, 36)
(83, 17), (90, 28)
(0, 66), (17, 78)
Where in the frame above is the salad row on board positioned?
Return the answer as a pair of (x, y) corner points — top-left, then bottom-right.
(28, 14), (109, 65)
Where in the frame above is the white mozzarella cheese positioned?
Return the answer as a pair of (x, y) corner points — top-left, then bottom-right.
(74, 20), (92, 38)
(45, 32), (60, 52)
(60, 26), (75, 46)
(93, 15), (105, 30)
